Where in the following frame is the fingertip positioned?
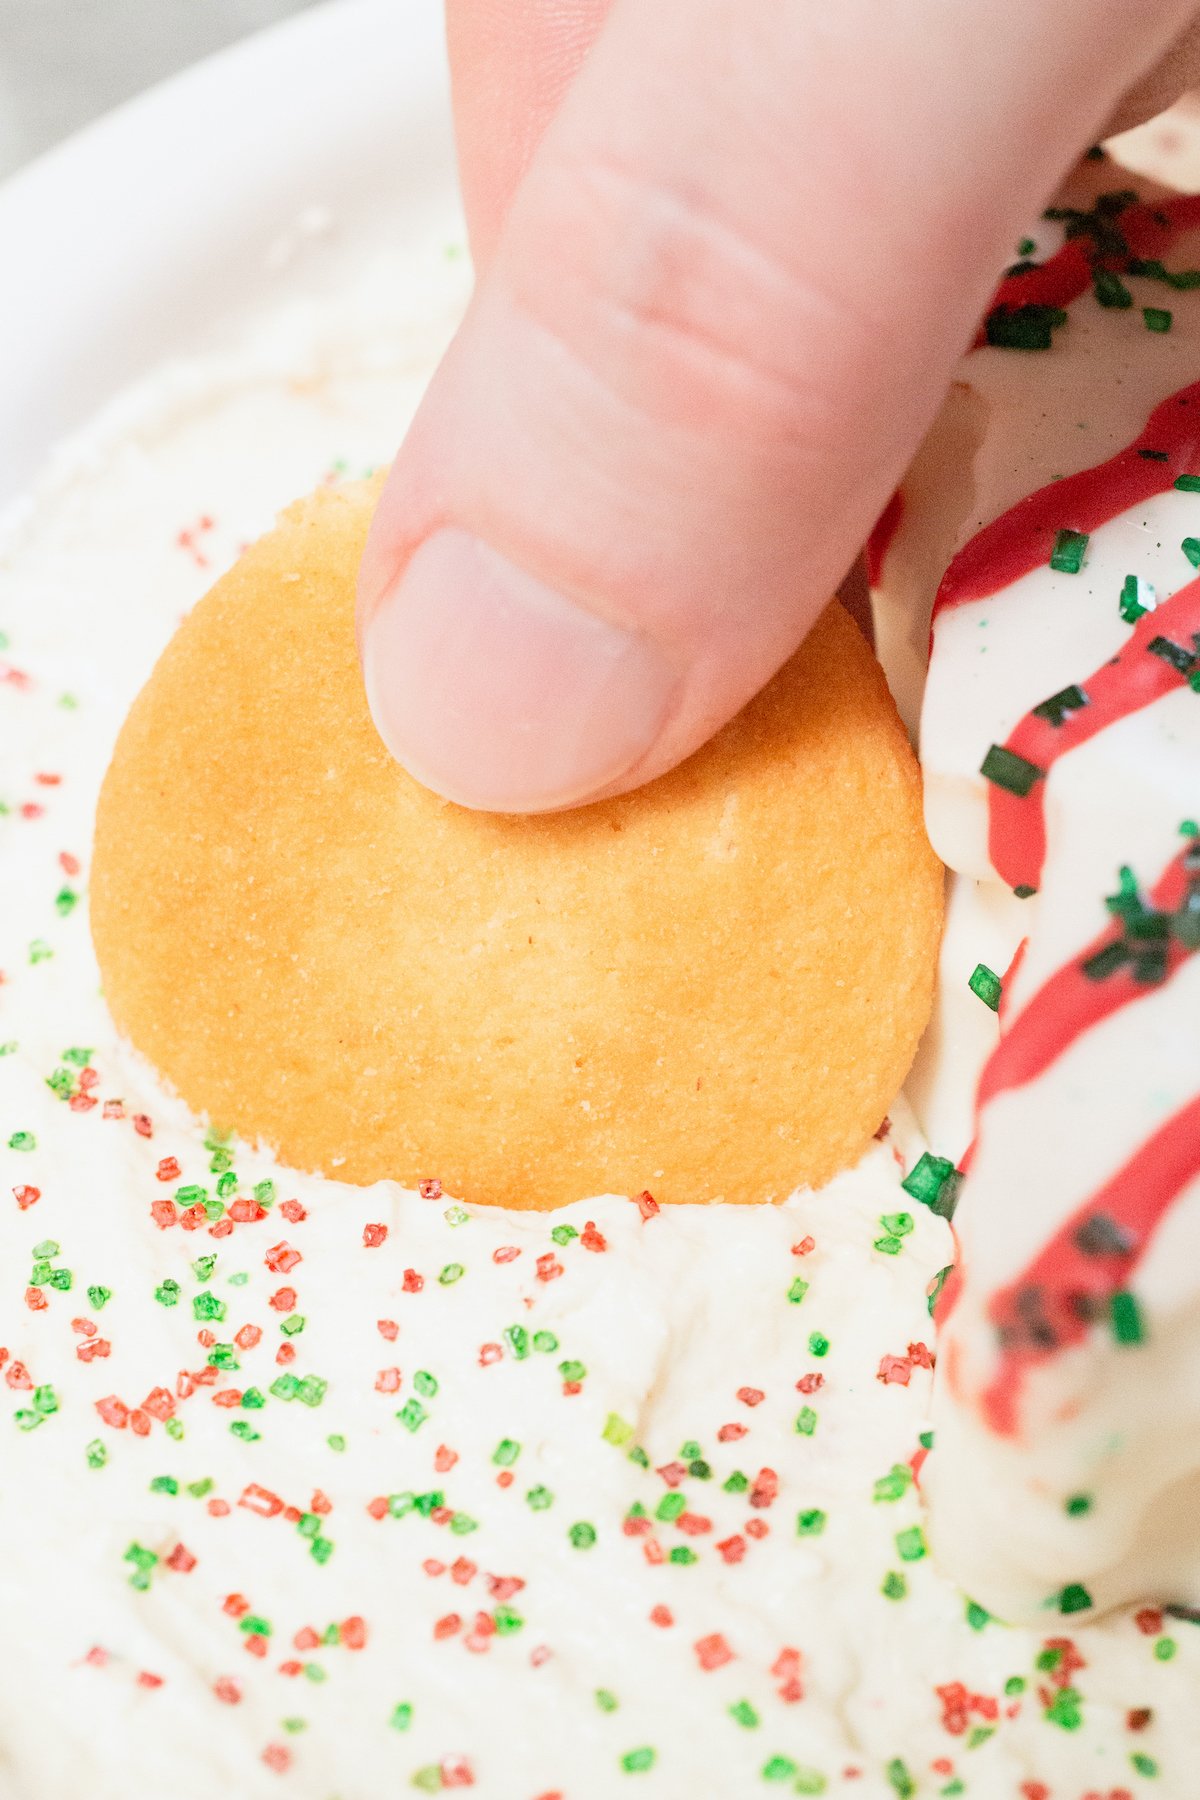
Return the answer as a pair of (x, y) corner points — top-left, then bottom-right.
(360, 526), (681, 811)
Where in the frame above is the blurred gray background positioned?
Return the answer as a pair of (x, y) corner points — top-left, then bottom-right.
(0, 0), (322, 177)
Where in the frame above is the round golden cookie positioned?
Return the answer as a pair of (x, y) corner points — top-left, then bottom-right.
(91, 482), (942, 1208)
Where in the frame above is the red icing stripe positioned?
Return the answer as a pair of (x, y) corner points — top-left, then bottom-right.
(978, 194), (1200, 342)
(934, 381), (1200, 619)
(977, 848), (1194, 1110)
(987, 577), (1200, 892)
(982, 1092), (1200, 1435)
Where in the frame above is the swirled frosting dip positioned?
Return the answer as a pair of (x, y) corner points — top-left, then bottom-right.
(2, 157), (1199, 1800)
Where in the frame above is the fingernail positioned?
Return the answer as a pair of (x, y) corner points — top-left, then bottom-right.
(361, 527), (679, 811)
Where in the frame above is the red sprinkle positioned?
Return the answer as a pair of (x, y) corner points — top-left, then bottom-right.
(694, 1632), (733, 1670)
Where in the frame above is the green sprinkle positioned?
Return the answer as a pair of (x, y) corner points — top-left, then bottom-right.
(1065, 1493), (1093, 1516)
(807, 1332), (830, 1359)
(667, 1546), (697, 1565)
(873, 1465), (912, 1504)
(443, 1204), (469, 1226)
(1032, 683), (1090, 729)
(414, 1370), (438, 1398)
(1049, 528), (1088, 573)
(965, 1600), (991, 1631)
(492, 1437), (520, 1467)
(901, 1152), (961, 1218)
(1045, 1686), (1083, 1730)
(503, 1325), (529, 1360)
(621, 1747), (656, 1774)
(85, 1438), (107, 1469)
(87, 1284), (111, 1310)
(1111, 1289), (1145, 1345)
(449, 1511), (477, 1535)
(595, 1689), (619, 1712)
(28, 939), (53, 965)
(1154, 1636), (1177, 1661)
(1147, 633), (1196, 671)
(1093, 267), (1132, 308)
(569, 1521), (597, 1549)
(396, 1399), (427, 1432)
(438, 1262), (464, 1286)
(881, 1570), (907, 1600)
(271, 1373), (300, 1401)
(411, 1765), (442, 1792)
(241, 1388), (266, 1410)
(984, 303), (1067, 350)
(229, 1420), (260, 1442)
(492, 1603), (523, 1635)
(192, 1290), (226, 1322)
(558, 1359), (586, 1383)
(762, 1756), (798, 1782)
(1017, 237), (1036, 256)
(280, 1313), (305, 1336)
(8, 1131), (36, 1152)
(1119, 573), (1156, 622)
(656, 1491), (686, 1523)
(1184, 539), (1200, 570)
(880, 1212), (914, 1238)
(968, 962), (1003, 1009)
(1058, 1581), (1094, 1614)
(327, 1434), (346, 1453)
(1004, 1676), (1026, 1696)
(787, 1277), (809, 1304)
(551, 1223), (578, 1245)
(886, 1761), (916, 1800)
(796, 1508), (826, 1536)
(895, 1526), (927, 1563)
(1131, 1752), (1159, 1778)
(149, 1475), (179, 1495)
(723, 1471), (749, 1495)
(729, 1700), (759, 1728)
(1144, 306), (1173, 332)
(873, 1236), (903, 1256)
(602, 1412), (634, 1447)
(928, 1267), (953, 1317)
(980, 743), (1044, 797)
(532, 1330), (558, 1353)
(794, 1407), (818, 1437)
(794, 1774), (826, 1797)
(526, 1485), (553, 1510)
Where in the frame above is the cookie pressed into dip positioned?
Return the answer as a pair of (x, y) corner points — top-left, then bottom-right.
(89, 481), (941, 1209)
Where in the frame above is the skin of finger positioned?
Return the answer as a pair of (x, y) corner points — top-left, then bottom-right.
(363, 0), (1197, 801)
(447, 0), (611, 266)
